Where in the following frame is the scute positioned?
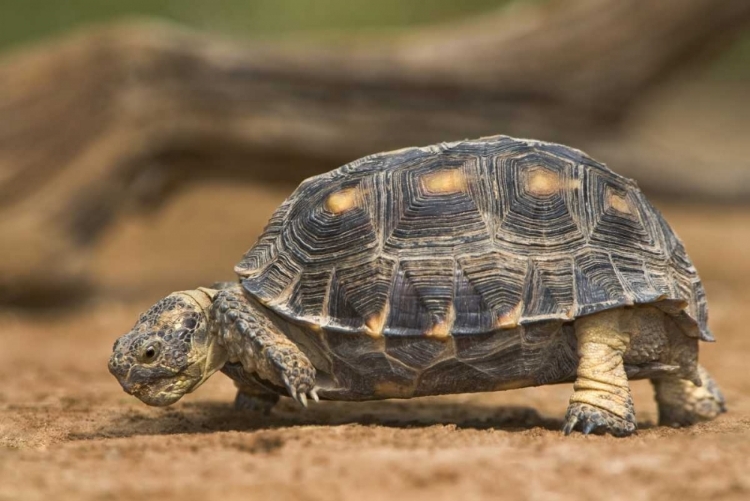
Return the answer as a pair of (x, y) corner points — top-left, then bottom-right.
(235, 135), (711, 342)
(493, 149), (586, 251)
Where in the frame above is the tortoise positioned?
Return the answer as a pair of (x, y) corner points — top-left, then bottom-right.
(109, 135), (725, 436)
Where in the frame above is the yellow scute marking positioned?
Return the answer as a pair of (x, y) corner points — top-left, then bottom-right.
(526, 167), (560, 196)
(374, 381), (415, 398)
(365, 310), (388, 338)
(493, 378), (535, 391)
(427, 321), (451, 339)
(496, 303), (523, 329)
(421, 169), (467, 194)
(325, 188), (360, 214)
(425, 306), (455, 339)
(607, 191), (632, 214)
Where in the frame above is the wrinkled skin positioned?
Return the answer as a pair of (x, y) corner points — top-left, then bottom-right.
(108, 291), (227, 406)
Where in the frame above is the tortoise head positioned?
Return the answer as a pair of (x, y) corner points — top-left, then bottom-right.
(108, 289), (228, 406)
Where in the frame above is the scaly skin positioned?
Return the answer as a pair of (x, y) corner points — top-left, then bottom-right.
(210, 286), (319, 407)
(652, 365), (726, 427)
(564, 310), (636, 437)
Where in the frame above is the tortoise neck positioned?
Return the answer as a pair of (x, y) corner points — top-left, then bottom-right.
(178, 287), (217, 315)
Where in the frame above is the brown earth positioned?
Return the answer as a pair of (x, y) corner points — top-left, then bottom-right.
(1, 188), (750, 501)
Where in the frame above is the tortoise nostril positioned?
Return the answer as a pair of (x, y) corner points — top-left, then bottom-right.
(107, 358), (118, 375)
(108, 353), (134, 383)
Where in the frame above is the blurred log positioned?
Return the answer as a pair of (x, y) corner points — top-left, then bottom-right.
(1, 0), (750, 304)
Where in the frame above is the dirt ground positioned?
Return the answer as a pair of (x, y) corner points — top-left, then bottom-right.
(2, 189), (750, 501)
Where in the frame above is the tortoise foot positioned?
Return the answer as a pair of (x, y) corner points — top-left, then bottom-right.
(265, 345), (319, 408)
(653, 365), (726, 427)
(563, 402), (637, 437)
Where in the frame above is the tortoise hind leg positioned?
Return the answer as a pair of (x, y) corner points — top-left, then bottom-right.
(564, 309), (637, 437)
(234, 382), (281, 414)
(222, 362), (282, 413)
(652, 365), (726, 427)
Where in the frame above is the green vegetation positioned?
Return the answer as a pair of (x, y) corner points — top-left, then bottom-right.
(0, 0), (510, 49)
(711, 32), (750, 79)
(0, 0), (746, 78)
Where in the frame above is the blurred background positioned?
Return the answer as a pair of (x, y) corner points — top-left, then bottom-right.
(0, 0), (749, 307)
(0, 0), (512, 45)
(2, 2), (750, 500)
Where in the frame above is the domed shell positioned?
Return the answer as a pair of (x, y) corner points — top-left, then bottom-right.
(235, 135), (711, 342)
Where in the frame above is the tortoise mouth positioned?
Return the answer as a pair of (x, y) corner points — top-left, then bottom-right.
(115, 364), (194, 407)
(130, 387), (184, 407)
(119, 374), (197, 407)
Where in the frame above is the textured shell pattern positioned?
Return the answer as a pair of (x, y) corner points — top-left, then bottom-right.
(236, 136), (711, 342)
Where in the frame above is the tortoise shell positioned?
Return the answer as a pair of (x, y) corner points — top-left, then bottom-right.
(235, 135), (711, 343)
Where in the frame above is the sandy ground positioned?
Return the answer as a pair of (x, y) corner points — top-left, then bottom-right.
(2, 189), (750, 501)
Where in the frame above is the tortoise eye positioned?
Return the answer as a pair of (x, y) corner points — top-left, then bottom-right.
(141, 344), (160, 363)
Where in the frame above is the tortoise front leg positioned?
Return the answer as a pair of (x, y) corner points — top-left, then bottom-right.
(564, 310), (637, 437)
(210, 286), (319, 407)
(652, 365), (726, 427)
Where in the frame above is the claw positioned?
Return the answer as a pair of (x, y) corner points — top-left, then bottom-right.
(582, 421), (597, 435)
(284, 378), (298, 402)
(563, 416), (578, 436)
(299, 392), (308, 408)
(310, 387), (320, 403)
